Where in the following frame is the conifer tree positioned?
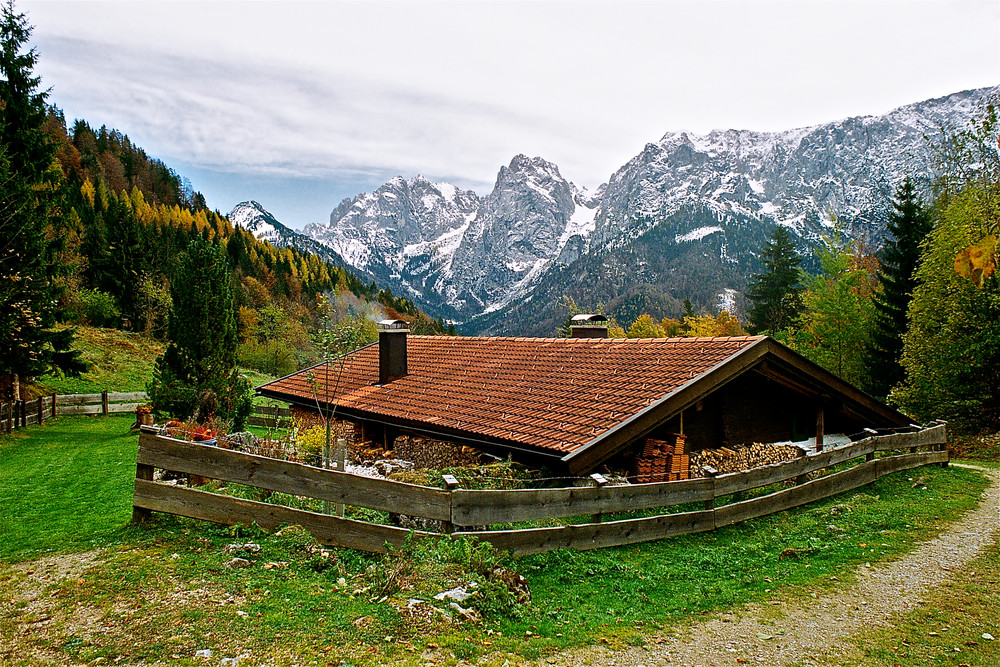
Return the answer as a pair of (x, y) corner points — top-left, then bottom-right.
(746, 226), (804, 335)
(865, 178), (933, 398)
(148, 237), (252, 428)
(0, 0), (82, 398)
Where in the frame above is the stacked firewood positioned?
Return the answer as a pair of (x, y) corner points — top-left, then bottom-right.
(689, 442), (801, 476)
(389, 434), (482, 470)
(633, 434), (689, 483)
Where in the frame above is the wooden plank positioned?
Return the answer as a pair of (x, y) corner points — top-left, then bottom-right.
(107, 391), (149, 402)
(714, 440), (876, 497)
(452, 478), (714, 525)
(877, 450), (948, 477)
(716, 461), (879, 528)
(458, 509), (715, 555)
(137, 433), (451, 521)
(55, 393), (104, 406)
(253, 406), (291, 417)
(107, 402), (146, 414)
(247, 416), (293, 428)
(56, 404), (106, 416)
(102, 391), (109, 416)
(132, 479), (425, 553)
(873, 424), (947, 451)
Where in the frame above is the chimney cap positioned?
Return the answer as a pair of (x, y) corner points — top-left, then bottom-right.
(571, 313), (608, 323)
(377, 319), (409, 331)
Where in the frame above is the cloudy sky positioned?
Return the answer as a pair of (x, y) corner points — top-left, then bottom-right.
(24, 0), (1000, 229)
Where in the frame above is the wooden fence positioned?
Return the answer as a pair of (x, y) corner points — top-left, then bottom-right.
(247, 404), (292, 429)
(1, 391), (148, 433)
(131, 423), (949, 555)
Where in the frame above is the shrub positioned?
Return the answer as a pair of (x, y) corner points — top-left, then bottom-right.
(67, 288), (121, 327)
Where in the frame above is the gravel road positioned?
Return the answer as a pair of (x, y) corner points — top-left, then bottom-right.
(544, 464), (999, 667)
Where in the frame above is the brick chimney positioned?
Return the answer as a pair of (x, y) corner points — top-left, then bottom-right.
(377, 319), (409, 384)
(570, 313), (609, 339)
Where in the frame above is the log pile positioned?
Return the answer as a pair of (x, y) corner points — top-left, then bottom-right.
(689, 442), (801, 477)
(633, 434), (689, 482)
(388, 434), (482, 470)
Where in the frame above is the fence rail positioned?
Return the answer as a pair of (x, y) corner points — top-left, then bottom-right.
(131, 423), (949, 555)
(1, 391), (149, 433)
(246, 404), (292, 429)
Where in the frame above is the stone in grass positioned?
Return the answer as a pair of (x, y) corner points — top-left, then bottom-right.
(225, 557), (252, 569)
(194, 648), (212, 658)
(983, 633), (995, 641)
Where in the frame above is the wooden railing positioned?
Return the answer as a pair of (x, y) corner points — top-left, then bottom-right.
(2, 391), (148, 432)
(246, 404), (292, 429)
(131, 423), (949, 555)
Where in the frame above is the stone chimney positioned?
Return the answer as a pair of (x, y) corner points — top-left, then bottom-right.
(377, 319), (409, 384)
(570, 313), (609, 339)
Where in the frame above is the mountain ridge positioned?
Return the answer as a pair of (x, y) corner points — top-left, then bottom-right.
(232, 85), (999, 334)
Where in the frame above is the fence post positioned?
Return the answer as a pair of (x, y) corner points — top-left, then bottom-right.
(36, 397), (43, 426)
(442, 474), (459, 534)
(2, 402), (9, 433)
(702, 465), (718, 510)
(590, 473), (608, 523)
(51, 392), (57, 419)
(102, 390), (109, 416)
(864, 428), (878, 462)
(335, 439), (347, 518)
(794, 447), (808, 485)
(18, 400), (26, 428)
(132, 434), (154, 524)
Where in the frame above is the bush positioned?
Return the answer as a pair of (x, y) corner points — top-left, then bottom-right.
(295, 425), (328, 467)
(67, 288), (120, 327)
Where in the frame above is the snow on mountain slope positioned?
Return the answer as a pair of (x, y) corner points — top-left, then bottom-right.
(294, 85), (997, 330)
(304, 156), (597, 318)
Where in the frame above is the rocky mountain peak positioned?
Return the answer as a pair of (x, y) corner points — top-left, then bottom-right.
(293, 85), (996, 334)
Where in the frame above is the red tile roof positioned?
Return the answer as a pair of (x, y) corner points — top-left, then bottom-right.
(260, 335), (764, 457)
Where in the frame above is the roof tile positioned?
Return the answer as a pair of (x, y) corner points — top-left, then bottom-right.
(260, 335), (762, 456)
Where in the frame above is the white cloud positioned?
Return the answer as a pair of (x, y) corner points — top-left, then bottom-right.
(24, 1), (1000, 227)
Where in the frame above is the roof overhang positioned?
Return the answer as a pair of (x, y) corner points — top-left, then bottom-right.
(560, 337), (911, 474)
(256, 385), (567, 466)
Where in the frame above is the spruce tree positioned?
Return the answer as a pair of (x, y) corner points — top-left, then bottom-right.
(746, 226), (804, 334)
(148, 237), (252, 428)
(0, 0), (82, 398)
(866, 178), (933, 398)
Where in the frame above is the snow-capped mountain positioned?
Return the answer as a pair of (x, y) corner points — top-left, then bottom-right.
(229, 200), (354, 273)
(230, 201), (292, 245)
(303, 156), (598, 319)
(291, 86), (996, 333)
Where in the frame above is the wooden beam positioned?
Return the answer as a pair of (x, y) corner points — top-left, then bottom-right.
(816, 405), (825, 453)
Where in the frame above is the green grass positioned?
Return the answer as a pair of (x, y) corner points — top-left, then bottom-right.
(0, 414), (139, 562)
(0, 418), (993, 666)
(818, 538), (1000, 667)
(38, 326), (164, 394)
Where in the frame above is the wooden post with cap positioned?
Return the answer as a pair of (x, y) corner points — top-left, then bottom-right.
(590, 473), (608, 523)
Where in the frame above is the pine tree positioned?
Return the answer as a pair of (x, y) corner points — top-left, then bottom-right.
(0, 1), (82, 399)
(865, 178), (933, 398)
(746, 226), (804, 335)
(148, 237), (252, 428)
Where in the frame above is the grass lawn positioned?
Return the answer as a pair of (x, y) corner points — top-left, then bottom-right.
(0, 417), (993, 666)
(0, 414), (140, 562)
(822, 537), (1000, 667)
(37, 327), (164, 394)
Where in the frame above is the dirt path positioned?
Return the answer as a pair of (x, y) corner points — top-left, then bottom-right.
(546, 464), (1000, 667)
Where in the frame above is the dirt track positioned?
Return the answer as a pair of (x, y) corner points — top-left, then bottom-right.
(546, 464), (1000, 667)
